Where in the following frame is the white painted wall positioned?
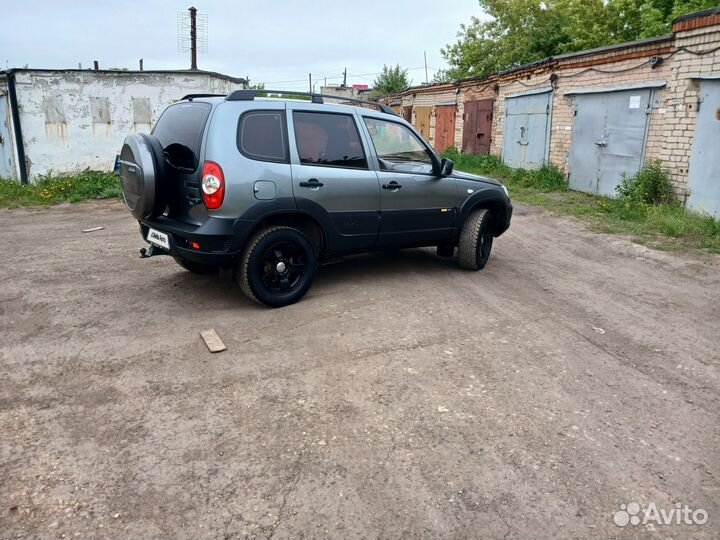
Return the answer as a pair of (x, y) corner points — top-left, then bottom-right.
(12, 70), (245, 181)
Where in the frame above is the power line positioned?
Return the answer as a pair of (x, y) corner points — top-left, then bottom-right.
(254, 65), (446, 88)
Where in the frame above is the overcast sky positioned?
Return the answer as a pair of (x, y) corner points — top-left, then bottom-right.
(2, 0), (484, 90)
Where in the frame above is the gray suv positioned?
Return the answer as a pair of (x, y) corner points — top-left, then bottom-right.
(119, 89), (512, 307)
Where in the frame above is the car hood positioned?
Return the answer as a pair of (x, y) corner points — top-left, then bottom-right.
(451, 169), (502, 186)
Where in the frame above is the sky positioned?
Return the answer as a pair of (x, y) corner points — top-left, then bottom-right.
(1, 0), (483, 91)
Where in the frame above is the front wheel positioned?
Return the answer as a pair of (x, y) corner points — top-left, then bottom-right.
(457, 208), (494, 270)
(237, 226), (317, 307)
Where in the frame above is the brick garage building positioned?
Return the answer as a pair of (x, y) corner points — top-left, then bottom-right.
(381, 7), (720, 216)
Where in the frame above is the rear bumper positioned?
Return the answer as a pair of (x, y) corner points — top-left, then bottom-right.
(139, 215), (252, 265)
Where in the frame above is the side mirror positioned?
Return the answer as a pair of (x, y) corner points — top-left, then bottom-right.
(440, 158), (454, 177)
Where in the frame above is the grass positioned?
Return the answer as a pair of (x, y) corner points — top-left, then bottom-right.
(0, 170), (122, 208)
(443, 148), (720, 254)
(2, 156), (719, 254)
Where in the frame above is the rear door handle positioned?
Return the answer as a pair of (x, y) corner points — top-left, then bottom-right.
(299, 178), (324, 188)
(382, 182), (402, 190)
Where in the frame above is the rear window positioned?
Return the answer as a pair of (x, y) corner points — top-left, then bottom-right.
(237, 111), (288, 162)
(152, 102), (211, 171)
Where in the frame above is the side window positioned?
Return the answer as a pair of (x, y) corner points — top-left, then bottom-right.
(237, 111), (288, 163)
(363, 117), (434, 173)
(293, 111), (368, 169)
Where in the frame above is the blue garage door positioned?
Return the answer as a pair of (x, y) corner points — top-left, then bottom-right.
(687, 79), (720, 218)
(568, 88), (653, 197)
(502, 89), (552, 170)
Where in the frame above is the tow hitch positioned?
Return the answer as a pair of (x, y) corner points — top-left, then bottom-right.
(139, 245), (168, 259)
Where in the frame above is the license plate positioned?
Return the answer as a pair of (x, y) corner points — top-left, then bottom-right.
(147, 228), (170, 250)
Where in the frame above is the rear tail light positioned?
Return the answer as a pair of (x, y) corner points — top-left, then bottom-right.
(201, 161), (225, 209)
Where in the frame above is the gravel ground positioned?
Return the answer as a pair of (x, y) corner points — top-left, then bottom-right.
(0, 200), (718, 539)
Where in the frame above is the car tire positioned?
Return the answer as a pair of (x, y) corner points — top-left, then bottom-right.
(172, 256), (218, 275)
(457, 208), (494, 271)
(237, 226), (317, 307)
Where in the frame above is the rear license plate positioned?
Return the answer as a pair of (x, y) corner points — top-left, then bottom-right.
(147, 228), (170, 250)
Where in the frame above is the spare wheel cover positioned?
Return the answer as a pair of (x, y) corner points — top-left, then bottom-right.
(120, 134), (157, 220)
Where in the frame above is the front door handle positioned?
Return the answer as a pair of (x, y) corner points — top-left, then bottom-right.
(299, 178), (324, 188)
(382, 182), (402, 191)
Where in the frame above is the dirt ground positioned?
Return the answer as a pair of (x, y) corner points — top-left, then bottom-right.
(0, 199), (718, 539)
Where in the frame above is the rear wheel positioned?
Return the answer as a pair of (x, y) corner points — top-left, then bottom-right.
(172, 256), (218, 275)
(457, 208), (494, 270)
(237, 226), (317, 307)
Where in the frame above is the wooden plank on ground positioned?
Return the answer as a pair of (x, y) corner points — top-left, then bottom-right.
(200, 329), (226, 353)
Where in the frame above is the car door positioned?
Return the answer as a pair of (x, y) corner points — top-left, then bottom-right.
(359, 114), (458, 247)
(287, 106), (381, 254)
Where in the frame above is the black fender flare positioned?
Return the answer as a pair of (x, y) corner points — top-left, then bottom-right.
(455, 188), (512, 240)
(230, 197), (336, 254)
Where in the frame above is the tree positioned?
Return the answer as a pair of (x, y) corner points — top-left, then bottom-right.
(431, 69), (453, 84)
(441, 0), (718, 80)
(372, 64), (411, 95)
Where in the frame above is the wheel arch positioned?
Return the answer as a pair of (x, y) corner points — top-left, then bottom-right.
(456, 190), (510, 240)
(247, 211), (325, 255)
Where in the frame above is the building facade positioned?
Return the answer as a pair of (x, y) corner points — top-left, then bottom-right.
(0, 69), (246, 182)
(380, 7), (720, 216)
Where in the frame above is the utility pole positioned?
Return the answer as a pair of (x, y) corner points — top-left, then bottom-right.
(424, 51), (429, 84)
(343, 67), (347, 87)
(309, 73), (312, 93)
(189, 6), (198, 70)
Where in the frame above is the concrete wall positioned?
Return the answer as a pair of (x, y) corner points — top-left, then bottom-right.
(10, 70), (245, 181)
(0, 78), (18, 179)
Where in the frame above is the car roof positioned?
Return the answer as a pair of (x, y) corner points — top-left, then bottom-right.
(179, 91), (398, 117)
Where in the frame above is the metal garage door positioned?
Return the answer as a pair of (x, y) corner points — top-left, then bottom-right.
(462, 99), (493, 155)
(687, 79), (720, 218)
(0, 94), (13, 179)
(502, 89), (552, 170)
(414, 106), (431, 141)
(402, 106), (412, 123)
(434, 104), (456, 153)
(568, 88), (653, 197)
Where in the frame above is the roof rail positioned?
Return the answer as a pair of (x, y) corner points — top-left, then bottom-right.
(225, 89), (397, 115)
(180, 93), (226, 101)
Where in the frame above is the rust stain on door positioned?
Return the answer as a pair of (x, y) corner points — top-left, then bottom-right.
(462, 99), (494, 155)
(434, 105), (456, 153)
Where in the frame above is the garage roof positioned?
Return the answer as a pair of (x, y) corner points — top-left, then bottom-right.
(564, 80), (666, 96)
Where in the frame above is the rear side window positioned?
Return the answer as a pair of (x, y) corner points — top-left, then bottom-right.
(237, 111), (288, 163)
(152, 102), (211, 171)
(293, 111), (367, 169)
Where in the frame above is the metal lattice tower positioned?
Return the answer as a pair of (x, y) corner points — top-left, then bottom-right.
(177, 7), (208, 69)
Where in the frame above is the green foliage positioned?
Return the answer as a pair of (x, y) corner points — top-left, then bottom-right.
(431, 69), (452, 84)
(0, 170), (121, 208)
(372, 64), (411, 95)
(616, 160), (674, 205)
(442, 0), (719, 79)
(442, 149), (720, 252)
(443, 147), (566, 191)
